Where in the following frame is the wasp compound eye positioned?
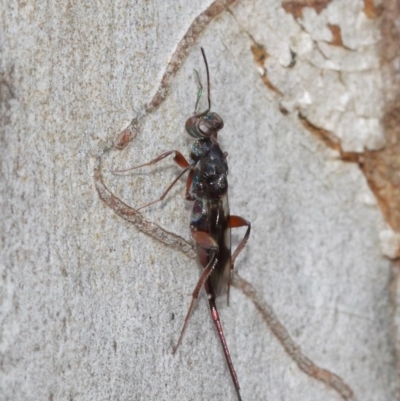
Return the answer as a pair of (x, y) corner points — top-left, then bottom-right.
(185, 116), (202, 138)
(199, 112), (224, 135)
(185, 112), (224, 139)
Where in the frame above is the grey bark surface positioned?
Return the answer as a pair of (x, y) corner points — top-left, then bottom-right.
(0, 1), (397, 401)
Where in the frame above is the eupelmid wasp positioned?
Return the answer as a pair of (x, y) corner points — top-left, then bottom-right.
(119, 48), (251, 400)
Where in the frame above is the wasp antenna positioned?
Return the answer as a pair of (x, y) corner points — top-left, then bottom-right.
(200, 47), (211, 113)
(193, 69), (203, 114)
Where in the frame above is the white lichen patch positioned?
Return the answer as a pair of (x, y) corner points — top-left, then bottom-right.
(237, 0), (385, 152)
(380, 226), (400, 259)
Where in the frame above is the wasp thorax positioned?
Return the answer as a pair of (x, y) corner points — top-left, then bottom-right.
(185, 112), (224, 139)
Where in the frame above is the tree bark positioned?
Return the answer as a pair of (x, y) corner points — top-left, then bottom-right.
(1, 1), (398, 400)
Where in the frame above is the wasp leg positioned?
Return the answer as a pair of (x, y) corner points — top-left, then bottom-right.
(114, 150), (190, 172)
(114, 150), (193, 211)
(172, 231), (218, 354)
(135, 167), (191, 212)
(205, 281), (243, 401)
(185, 169), (195, 201)
(227, 216), (251, 305)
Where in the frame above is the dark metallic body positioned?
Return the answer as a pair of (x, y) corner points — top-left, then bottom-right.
(189, 138), (231, 296)
(124, 49), (250, 401)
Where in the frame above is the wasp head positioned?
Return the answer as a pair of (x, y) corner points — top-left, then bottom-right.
(185, 112), (224, 139)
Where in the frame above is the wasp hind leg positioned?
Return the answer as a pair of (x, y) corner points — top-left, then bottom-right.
(227, 215), (251, 305)
(172, 230), (219, 353)
(205, 281), (243, 401)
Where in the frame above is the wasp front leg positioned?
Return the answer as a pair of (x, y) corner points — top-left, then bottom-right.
(114, 150), (192, 211)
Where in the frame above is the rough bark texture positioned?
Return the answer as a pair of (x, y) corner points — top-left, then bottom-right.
(1, 1), (398, 400)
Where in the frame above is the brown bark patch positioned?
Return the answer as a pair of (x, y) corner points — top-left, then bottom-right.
(299, 110), (400, 233)
(288, 1), (400, 234)
(282, 0), (333, 19)
(114, 125), (138, 150)
(327, 24), (344, 47)
(298, 114), (360, 163)
(250, 43), (282, 95)
(360, 148), (400, 234)
(370, 0), (400, 232)
(251, 43), (270, 65)
(363, 0), (384, 18)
